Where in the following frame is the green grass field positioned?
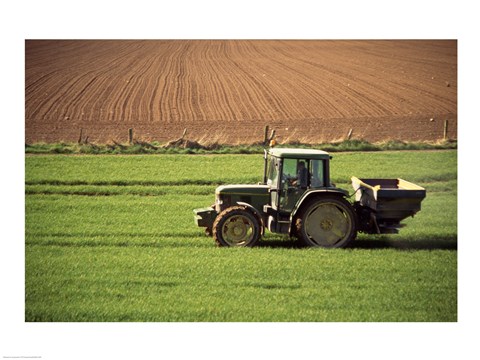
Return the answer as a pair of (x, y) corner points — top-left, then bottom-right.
(25, 150), (457, 321)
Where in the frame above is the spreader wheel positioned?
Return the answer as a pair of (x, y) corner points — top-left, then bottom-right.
(295, 196), (357, 248)
(213, 206), (261, 247)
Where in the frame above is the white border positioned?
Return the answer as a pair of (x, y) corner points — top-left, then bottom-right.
(3, 0), (479, 359)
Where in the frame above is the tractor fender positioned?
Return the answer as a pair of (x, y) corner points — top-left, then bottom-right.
(288, 189), (350, 233)
(236, 201), (265, 235)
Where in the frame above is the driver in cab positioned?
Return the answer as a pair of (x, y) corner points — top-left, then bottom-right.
(292, 161), (308, 190)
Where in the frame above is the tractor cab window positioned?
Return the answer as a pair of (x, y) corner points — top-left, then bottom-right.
(310, 159), (325, 188)
(281, 158), (310, 188)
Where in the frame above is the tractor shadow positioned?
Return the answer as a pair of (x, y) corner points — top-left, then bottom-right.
(257, 238), (302, 249)
(258, 235), (457, 251)
(351, 235), (457, 251)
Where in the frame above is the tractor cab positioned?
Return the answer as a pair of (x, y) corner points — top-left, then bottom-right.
(262, 148), (342, 234)
(265, 148), (331, 211)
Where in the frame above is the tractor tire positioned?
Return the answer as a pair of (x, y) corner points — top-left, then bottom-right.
(295, 195), (357, 248)
(213, 206), (261, 247)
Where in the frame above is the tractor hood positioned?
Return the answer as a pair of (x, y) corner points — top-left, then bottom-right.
(215, 184), (270, 212)
(216, 184), (270, 196)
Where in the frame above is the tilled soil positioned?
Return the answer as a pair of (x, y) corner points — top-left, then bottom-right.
(25, 40), (457, 144)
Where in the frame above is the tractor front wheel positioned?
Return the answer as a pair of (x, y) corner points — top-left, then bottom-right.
(213, 206), (261, 247)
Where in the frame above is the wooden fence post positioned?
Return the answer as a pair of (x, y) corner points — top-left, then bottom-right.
(264, 125), (269, 145)
(443, 120), (448, 140)
(128, 128), (133, 144)
(78, 129), (83, 144)
(346, 128), (353, 140)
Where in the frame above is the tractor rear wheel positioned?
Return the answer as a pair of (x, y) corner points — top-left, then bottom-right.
(213, 206), (261, 247)
(295, 196), (357, 248)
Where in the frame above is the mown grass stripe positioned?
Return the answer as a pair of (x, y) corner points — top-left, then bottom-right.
(25, 189), (168, 197)
(25, 179), (224, 186)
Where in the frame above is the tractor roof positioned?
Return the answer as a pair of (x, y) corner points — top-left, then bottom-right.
(268, 148), (331, 160)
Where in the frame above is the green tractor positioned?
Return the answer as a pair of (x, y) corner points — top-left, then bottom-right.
(194, 148), (426, 248)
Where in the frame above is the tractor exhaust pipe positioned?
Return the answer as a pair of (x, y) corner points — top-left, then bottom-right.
(263, 149), (268, 184)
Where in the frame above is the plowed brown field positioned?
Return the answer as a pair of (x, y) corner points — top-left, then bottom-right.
(25, 40), (457, 144)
